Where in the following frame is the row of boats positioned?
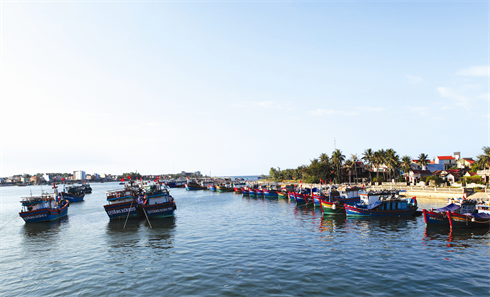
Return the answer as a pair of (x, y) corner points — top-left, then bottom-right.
(18, 178), (490, 229)
(186, 180), (490, 229)
(19, 182), (176, 223)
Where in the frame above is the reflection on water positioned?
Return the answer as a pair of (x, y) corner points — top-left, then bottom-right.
(424, 226), (490, 249)
(105, 217), (176, 256)
(319, 216), (347, 233)
(345, 216), (415, 229)
(22, 217), (68, 237)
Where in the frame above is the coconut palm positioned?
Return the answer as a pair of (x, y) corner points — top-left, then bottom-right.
(418, 153), (429, 170)
(331, 149), (345, 184)
(373, 150), (384, 182)
(476, 146), (490, 170)
(401, 155), (412, 181)
(351, 154), (359, 184)
(362, 149), (374, 183)
(385, 149), (400, 181)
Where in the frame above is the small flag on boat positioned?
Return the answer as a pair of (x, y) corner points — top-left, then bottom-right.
(121, 178), (125, 182)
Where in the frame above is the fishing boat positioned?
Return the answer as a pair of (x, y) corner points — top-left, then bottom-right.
(207, 184), (217, 191)
(60, 185), (85, 202)
(344, 190), (417, 217)
(248, 186), (257, 197)
(263, 185), (279, 198)
(233, 182), (246, 194)
(185, 181), (207, 191)
(104, 188), (139, 219)
(241, 187), (250, 196)
(19, 191), (69, 223)
(423, 198), (490, 228)
(216, 184), (234, 193)
(80, 184), (92, 194)
(138, 183), (176, 218)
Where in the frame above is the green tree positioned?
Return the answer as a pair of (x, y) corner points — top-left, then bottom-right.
(401, 155), (412, 181)
(476, 146), (490, 170)
(331, 149), (345, 184)
(418, 153), (429, 170)
(362, 148), (374, 183)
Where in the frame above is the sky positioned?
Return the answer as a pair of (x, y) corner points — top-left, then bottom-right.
(1, 0), (489, 177)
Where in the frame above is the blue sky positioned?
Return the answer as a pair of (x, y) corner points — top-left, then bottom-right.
(1, 1), (489, 177)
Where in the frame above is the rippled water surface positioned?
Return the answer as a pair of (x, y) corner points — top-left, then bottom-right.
(1, 183), (489, 296)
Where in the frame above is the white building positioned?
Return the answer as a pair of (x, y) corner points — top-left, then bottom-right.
(74, 170), (86, 181)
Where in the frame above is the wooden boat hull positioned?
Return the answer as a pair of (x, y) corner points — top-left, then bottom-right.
(207, 185), (216, 191)
(263, 189), (278, 197)
(104, 201), (138, 219)
(216, 186), (234, 193)
(447, 212), (490, 228)
(278, 192), (288, 198)
(234, 187), (243, 194)
(61, 192), (85, 203)
(19, 204), (68, 223)
(140, 202), (175, 218)
(422, 209), (449, 226)
(345, 205), (417, 217)
(320, 200), (345, 215)
(241, 188), (249, 195)
(185, 184), (206, 191)
(255, 189), (264, 196)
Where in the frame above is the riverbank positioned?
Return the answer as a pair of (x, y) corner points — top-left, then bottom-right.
(255, 181), (489, 201)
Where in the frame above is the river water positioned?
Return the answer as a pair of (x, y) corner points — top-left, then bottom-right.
(1, 183), (489, 296)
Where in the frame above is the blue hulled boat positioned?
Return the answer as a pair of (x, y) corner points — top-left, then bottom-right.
(104, 188), (139, 219)
(60, 185), (85, 202)
(344, 190), (417, 217)
(139, 183), (176, 218)
(19, 192), (69, 223)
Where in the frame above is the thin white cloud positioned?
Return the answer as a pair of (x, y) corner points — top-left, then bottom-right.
(406, 106), (429, 116)
(364, 107), (386, 113)
(309, 109), (359, 117)
(407, 75), (423, 84)
(232, 101), (291, 109)
(457, 66), (489, 77)
(437, 87), (470, 109)
(479, 93), (490, 101)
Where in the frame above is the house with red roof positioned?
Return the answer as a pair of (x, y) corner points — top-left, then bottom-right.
(427, 152), (461, 172)
(457, 158), (475, 169)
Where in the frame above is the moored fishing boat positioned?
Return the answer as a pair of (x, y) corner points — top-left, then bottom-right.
(241, 187), (250, 196)
(185, 180), (207, 191)
(423, 198), (490, 228)
(19, 191), (69, 223)
(60, 185), (85, 202)
(104, 188), (139, 219)
(345, 190), (417, 217)
(207, 184), (217, 191)
(81, 184), (92, 194)
(216, 184), (234, 193)
(263, 185), (279, 198)
(138, 183), (176, 218)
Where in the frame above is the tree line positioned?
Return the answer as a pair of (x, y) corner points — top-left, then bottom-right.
(268, 147), (490, 184)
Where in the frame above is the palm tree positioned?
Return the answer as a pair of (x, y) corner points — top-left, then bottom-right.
(362, 149), (374, 183)
(418, 153), (429, 170)
(385, 149), (399, 181)
(401, 155), (412, 182)
(331, 149), (345, 184)
(373, 150), (384, 182)
(351, 154), (359, 184)
(319, 153), (332, 183)
(476, 146), (490, 170)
